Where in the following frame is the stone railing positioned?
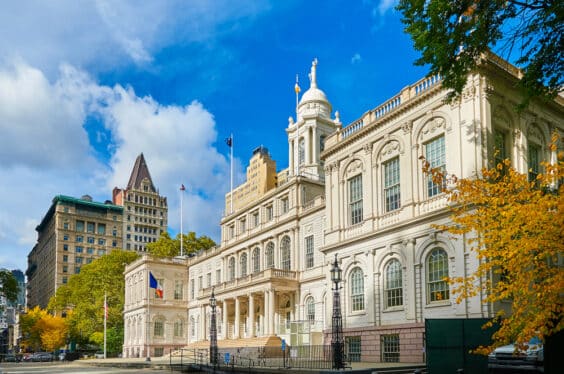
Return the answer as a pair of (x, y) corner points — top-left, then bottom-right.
(330, 73), (442, 143)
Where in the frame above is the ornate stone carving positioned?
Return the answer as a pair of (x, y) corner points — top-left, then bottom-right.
(462, 85), (476, 101)
(422, 117), (446, 136)
(381, 140), (400, 159)
(363, 142), (373, 154)
(401, 121), (412, 135)
(346, 159), (363, 175)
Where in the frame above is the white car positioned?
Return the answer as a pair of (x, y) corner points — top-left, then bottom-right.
(488, 337), (543, 373)
(94, 351), (105, 359)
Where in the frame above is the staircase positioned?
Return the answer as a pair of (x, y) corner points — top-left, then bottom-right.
(183, 335), (282, 350)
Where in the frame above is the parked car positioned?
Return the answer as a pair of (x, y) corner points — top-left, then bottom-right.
(94, 351), (105, 359)
(488, 337), (544, 373)
(30, 352), (54, 362)
(21, 354), (32, 362)
(4, 354), (19, 362)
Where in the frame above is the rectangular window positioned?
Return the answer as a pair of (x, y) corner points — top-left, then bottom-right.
(240, 218), (246, 233)
(87, 222), (95, 233)
(206, 273), (211, 288)
(174, 280), (183, 300)
(97, 249), (106, 256)
(154, 320), (164, 337)
(281, 197), (289, 214)
(64, 235), (69, 241)
(252, 211), (259, 227)
(63, 265), (68, 273)
(266, 205), (274, 221)
(63, 244), (68, 251)
(216, 269), (221, 284)
(346, 336), (362, 362)
(76, 257), (83, 264)
(381, 334), (400, 363)
(305, 235), (314, 269)
(75, 246), (83, 253)
(349, 174), (363, 225)
(63, 222), (69, 230)
(97, 223), (106, 235)
(63, 255), (68, 263)
(229, 225), (235, 239)
(87, 237), (95, 244)
(425, 136), (446, 197)
(76, 235), (83, 243)
(198, 276), (203, 290)
(384, 157), (401, 212)
(76, 220), (84, 232)
(62, 276), (68, 284)
(87, 247), (94, 254)
(190, 279), (195, 299)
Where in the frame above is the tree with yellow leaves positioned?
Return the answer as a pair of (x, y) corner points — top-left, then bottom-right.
(422, 134), (564, 352)
(20, 306), (68, 352)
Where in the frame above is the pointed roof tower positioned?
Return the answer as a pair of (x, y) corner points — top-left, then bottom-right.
(127, 153), (156, 192)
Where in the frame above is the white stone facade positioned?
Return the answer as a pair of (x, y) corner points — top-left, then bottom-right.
(131, 55), (563, 362)
(123, 256), (188, 358)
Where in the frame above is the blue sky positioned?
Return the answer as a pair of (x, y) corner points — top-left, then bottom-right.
(0, 0), (432, 272)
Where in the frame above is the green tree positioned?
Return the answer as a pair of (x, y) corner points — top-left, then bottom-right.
(147, 231), (216, 258)
(0, 269), (19, 306)
(48, 249), (139, 349)
(397, 0), (563, 107)
(421, 134), (564, 352)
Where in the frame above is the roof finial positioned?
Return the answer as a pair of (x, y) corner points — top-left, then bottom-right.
(309, 58), (318, 88)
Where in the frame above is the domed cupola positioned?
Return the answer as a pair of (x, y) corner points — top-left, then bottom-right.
(297, 58), (332, 119)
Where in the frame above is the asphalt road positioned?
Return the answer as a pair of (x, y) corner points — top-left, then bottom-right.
(0, 362), (169, 374)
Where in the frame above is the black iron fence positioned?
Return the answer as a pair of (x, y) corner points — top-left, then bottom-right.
(170, 344), (350, 370)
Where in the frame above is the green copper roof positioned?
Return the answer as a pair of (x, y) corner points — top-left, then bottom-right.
(36, 195), (123, 232)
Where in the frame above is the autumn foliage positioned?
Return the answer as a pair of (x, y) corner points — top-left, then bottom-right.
(20, 306), (67, 352)
(422, 134), (564, 352)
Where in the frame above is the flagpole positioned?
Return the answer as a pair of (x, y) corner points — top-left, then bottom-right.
(180, 185), (184, 256)
(146, 269), (151, 362)
(103, 292), (107, 359)
(295, 75), (301, 177)
(230, 133), (233, 214)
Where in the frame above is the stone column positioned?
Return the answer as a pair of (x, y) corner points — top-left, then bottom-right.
(249, 293), (255, 337)
(234, 296), (240, 339)
(200, 305), (206, 341)
(270, 290), (276, 335)
(312, 126), (318, 166)
(222, 299), (228, 339)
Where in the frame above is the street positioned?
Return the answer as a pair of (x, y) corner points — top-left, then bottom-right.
(0, 362), (168, 374)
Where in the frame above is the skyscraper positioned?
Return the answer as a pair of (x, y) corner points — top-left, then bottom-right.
(113, 153), (168, 253)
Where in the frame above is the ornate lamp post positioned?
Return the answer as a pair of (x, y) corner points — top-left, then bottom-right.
(330, 253), (344, 370)
(209, 287), (218, 368)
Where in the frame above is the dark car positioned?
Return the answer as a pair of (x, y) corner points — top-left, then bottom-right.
(31, 352), (54, 362)
(4, 354), (20, 362)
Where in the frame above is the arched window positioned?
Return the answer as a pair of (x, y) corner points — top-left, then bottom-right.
(240, 253), (248, 277)
(298, 137), (305, 165)
(190, 317), (195, 338)
(305, 296), (315, 321)
(350, 267), (365, 312)
(385, 260), (403, 308)
(228, 257), (236, 280)
(265, 242), (275, 269)
(280, 236), (291, 270)
(154, 318), (164, 337)
(427, 248), (449, 302)
(252, 247), (260, 273)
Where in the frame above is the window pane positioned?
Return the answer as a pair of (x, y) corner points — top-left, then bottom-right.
(384, 157), (401, 212)
(266, 243), (275, 269)
(280, 236), (291, 270)
(349, 174), (363, 225)
(426, 136), (445, 197)
(427, 248), (449, 302)
(305, 236), (314, 269)
(385, 260), (403, 307)
(350, 268), (364, 311)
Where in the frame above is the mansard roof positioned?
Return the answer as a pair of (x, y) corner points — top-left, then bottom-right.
(127, 153), (156, 192)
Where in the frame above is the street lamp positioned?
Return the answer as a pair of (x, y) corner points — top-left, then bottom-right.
(209, 287), (218, 368)
(330, 253), (344, 370)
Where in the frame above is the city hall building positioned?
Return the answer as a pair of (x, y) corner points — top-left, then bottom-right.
(123, 54), (563, 362)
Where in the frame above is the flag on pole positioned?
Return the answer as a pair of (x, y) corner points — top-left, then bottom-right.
(149, 271), (163, 298)
(225, 136), (233, 147)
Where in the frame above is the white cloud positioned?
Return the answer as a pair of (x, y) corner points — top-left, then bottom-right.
(351, 53), (362, 64)
(377, 0), (397, 16)
(0, 0), (270, 78)
(0, 60), (229, 271)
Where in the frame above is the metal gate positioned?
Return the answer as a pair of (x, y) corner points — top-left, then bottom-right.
(425, 318), (497, 374)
